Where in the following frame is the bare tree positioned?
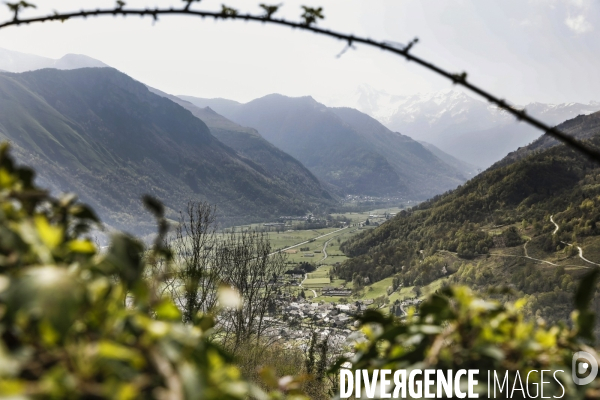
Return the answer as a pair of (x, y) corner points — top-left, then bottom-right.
(216, 229), (287, 351)
(151, 202), (290, 350)
(170, 201), (222, 323)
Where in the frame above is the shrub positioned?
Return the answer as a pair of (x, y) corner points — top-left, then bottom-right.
(502, 226), (525, 247)
(0, 145), (300, 399)
(340, 283), (600, 398)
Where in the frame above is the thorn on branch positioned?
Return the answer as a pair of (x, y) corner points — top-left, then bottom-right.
(336, 43), (355, 58)
(404, 37), (419, 52)
(116, 0), (126, 10)
(182, 0), (201, 12)
(300, 5), (324, 26)
(52, 9), (68, 22)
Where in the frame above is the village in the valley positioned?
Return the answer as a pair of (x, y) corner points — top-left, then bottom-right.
(258, 282), (423, 359)
(220, 207), (425, 356)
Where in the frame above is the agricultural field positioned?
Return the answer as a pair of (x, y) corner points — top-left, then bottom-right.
(266, 227), (350, 264)
(302, 278), (331, 287)
(309, 266), (448, 309)
(208, 205), (412, 307)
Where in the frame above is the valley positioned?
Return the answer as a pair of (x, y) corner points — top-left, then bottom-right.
(1, 52), (599, 335)
(1, 2), (600, 398)
(0, 9), (598, 395)
(181, 94), (469, 198)
(2, 58), (599, 335)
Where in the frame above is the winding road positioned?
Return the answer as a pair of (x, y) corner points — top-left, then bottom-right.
(299, 275), (318, 298)
(281, 222), (364, 299)
(550, 215), (599, 267)
(550, 215), (560, 235)
(300, 227), (357, 298)
(522, 240), (559, 266)
(318, 237), (334, 264)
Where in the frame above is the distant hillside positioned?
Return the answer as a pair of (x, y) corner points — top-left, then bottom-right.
(0, 68), (335, 234)
(179, 96), (242, 117)
(337, 113), (600, 330)
(0, 48), (108, 72)
(150, 88), (336, 209)
(418, 141), (479, 178)
(181, 94), (467, 199)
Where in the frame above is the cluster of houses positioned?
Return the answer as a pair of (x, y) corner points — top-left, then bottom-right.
(263, 222), (285, 227)
(280, 297), (376, 328)
(322, 287), (352, 296)
(369, 213), (397, 219)
(256, 294), (423, 360)
(262, 322), (362, 360)
(343, 195), (404, 203)
(279, 214), (313, 221)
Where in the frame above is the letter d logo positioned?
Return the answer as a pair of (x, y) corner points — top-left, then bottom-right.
(572, 351), (598, 385)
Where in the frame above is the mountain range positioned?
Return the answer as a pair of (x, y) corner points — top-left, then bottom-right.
(0, 48), (485, 236)
(0, 47), (108, 72)
(149, 87), (335, 207)
(0, 68), (336, 234)
(345, 85), (600, 168)
(180, 94), (470, 199)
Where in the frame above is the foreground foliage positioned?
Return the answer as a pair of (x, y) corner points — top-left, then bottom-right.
(338, 131), (600, 335)
(1, 143), (599, 399)
(346, 285), (600, 399)
(0, 144), (282, 399)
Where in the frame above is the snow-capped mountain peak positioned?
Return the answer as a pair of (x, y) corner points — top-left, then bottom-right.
(345, 84), (600, 168)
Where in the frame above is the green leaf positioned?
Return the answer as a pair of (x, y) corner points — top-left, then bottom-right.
(68, 239), (96, 254)
(155, 300), (181, 321)
(34, 215), (63, 249)
(221, 5), (238, 17)
(259, 3), (281, 19)
(300, 5), (324, 26)
(98, 340), (145, 368)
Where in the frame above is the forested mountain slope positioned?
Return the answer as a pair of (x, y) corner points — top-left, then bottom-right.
(338, 119), (600, 328)
(181, 94), (467, 198)
(0, 68), (334, 233)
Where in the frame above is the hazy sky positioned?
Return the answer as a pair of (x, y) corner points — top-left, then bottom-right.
(0, 0), (598, 106)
